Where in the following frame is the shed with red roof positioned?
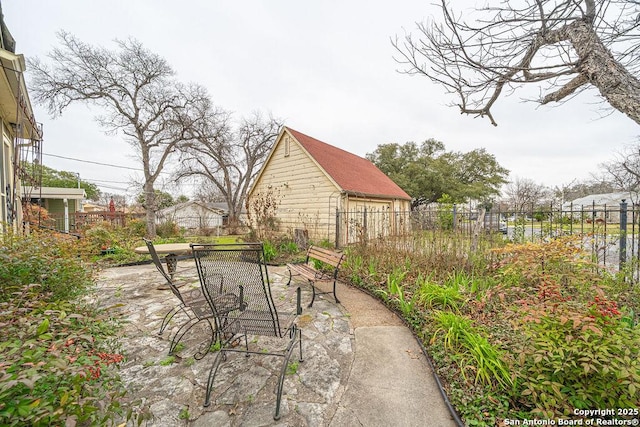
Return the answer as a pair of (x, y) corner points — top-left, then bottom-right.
(247, 127), (411, 245)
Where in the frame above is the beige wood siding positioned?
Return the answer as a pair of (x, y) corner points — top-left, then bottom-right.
(249, 133), (341, 242)
(340, 196), (412, 245)
(249, 129), (413, 246)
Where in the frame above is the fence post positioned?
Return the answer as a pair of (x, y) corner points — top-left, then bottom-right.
(335, 208), (340, 249)
(363, 207), (368, 245)
(452, 204), (457, 231)
(620, 199), (628, 269)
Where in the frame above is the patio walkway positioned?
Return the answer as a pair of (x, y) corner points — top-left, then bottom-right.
(95, 261), (457, 426)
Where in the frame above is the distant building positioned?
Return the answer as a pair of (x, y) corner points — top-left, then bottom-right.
(22, 186), (86, 233)
(156, 201), (226, 230)
(563, 191), (637, 223)
(247, 127), (411, 245)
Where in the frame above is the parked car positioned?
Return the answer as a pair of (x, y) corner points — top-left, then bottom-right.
(484, 214), (508, 234)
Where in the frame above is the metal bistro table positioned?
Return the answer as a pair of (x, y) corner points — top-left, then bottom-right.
(134, 243), (193, 278)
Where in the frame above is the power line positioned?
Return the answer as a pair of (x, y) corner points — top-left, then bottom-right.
(94, 183), (130, 191)
(85, 178), (132, 184)
(43, 152), (142, 171)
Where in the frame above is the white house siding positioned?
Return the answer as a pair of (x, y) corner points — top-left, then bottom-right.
(1, 124), (12, 230)
(157, 203), (223, 229)
(562, 192), (634, 224)
(250, 133), (341, 242)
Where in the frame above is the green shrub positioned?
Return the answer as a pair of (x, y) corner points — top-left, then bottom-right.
(156, 220), (181, 238)
(279, 240), (298, 254)
(0, 229), (148, 425)
(0, 293), (136, 425)
(124, 218), (147, 237)
(513, 303), (640, 418)
(260, 237), (305, 264)
(263, 240), (277, 263)
(341, 231), (638, 424)
(0, 293), (129, 426)
(0, 231), (93, 303)
(431, 311), (473, 349)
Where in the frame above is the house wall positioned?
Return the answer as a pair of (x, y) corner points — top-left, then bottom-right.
(46, 199), (82, 215)
(157, 203), (223, 229)
(250, 132), (413, 245)
(249, 133), (341, 242)
(1, 123), (12, 232)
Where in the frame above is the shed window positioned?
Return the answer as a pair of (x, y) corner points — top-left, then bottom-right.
(284, 136), (290, 157)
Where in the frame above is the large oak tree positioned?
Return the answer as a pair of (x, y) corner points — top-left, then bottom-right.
(394, 0), (640, 126)
(366, 139), (509, 208)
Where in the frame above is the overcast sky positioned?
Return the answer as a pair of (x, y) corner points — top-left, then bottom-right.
(4, 1), (639, 202)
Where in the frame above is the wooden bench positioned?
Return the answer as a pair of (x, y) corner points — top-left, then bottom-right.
(286, 245), (345, 307)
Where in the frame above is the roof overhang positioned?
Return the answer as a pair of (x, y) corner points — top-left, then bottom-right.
(344, 190), (412, 201)
(22, 186), (86, 200)
(0, 49), (41, 140)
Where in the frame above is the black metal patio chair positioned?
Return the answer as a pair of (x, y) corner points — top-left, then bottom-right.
(144, 238), (222, 359)
(191, 242), (303, 420)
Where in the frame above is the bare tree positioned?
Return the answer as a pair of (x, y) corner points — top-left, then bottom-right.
(600, 142), (640, 193)
(29, 32), (210, 237)
(552, 178), (619, 204)
(504, 177), (550, 211)
(394, 1), (640, 126)
(98, 192), (127, 211)
(176, 111), (283, 229)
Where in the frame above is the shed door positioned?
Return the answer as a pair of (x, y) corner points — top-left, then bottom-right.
(344, 199), (392, 244)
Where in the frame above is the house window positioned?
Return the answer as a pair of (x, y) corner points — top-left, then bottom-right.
(284, 136), (290, 157)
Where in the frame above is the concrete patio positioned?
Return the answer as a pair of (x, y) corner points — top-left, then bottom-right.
(95, 261), (458, 426)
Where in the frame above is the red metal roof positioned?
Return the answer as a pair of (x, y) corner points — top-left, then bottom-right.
(286, 127), (411, 200)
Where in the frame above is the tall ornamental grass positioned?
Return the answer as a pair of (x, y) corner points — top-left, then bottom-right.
(341, 231), (640, 425)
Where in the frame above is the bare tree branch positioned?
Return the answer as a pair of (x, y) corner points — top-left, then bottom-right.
(28, 32), (211, 236)
(393, 0), (640, 126)
(175, 111), (283, 227)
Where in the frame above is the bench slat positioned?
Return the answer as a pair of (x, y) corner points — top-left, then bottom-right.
(307, 248), (343, 267)
(287, 245), (344, 307)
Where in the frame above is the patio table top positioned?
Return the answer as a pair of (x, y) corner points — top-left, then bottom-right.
(133, 242), (193, 255)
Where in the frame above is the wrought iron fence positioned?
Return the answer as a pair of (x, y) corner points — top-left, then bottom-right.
(335, 201), (640, 278)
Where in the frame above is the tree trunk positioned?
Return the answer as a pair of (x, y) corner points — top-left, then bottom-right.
(567, 20), (640, 125)
(144, 181), (157, 238)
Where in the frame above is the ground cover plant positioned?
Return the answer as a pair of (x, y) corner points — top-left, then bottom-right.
(0, 230), (144, 426)
(340, 232), (640, 425)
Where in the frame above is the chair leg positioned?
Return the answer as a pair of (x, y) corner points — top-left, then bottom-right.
(274, 328), (300, 420)
(168, 317), (202, 355)
(159, 306), (180, 335)
(333, 280), (341, 304)
(286, 268), (293, 286)
(194, 318), (216, 361)
(204, 350), (225, 407)
(308, 280), (316, 308)
(298, 327), (303, 363)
